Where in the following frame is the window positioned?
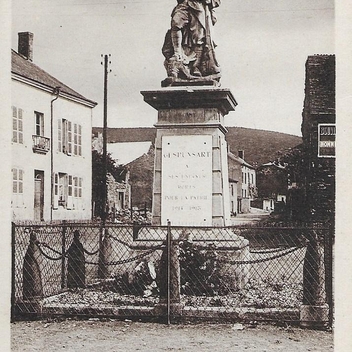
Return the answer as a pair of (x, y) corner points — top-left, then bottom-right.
(53, 173), (82, 210)
(35, 112), (44, 136)
(119, 191), (124, 208)
(58, 119), (81, 156)
(73, 123), (82, 156)
(58, 173), (68, 207)
(73, 177), (82, 198)
(12, 168), (23, 194)
(12, 107), (23, 144)
(12, 168), (24, 208)
(58, 119), (72, 154)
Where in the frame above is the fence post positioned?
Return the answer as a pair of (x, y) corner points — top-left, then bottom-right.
(156, 221), (182, 323)
(300, 226), (329, 329)
(325, 224), (334, 327)
(98, 225), (108, 279)
(61, 221), (67, 289)
(11, 222), (16, 321)
(167, 220), (171, 325)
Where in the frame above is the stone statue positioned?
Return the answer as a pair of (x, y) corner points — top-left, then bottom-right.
(162, 0), (221, 86)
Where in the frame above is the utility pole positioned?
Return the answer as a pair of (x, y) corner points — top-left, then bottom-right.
(99, 54), (111, 279)
(101, 54), (111, 223)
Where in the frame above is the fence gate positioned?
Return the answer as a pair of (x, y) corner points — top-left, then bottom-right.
(11, 221), (333, 328)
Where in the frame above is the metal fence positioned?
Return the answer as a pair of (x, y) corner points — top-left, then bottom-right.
(11, 221), (333, 328)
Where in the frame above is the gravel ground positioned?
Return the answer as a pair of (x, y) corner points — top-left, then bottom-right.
(11, 319), (333, 352)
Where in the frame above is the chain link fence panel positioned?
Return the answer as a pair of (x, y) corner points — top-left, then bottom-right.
(12, 221), (332, 327)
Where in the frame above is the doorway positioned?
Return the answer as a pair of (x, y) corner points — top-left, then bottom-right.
(34, 170), (44, 221)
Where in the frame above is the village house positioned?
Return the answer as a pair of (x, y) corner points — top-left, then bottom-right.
(227, 150), (257, 214)
(11, 32), (97, 221)
(92, 132), (131, 216)
(255, 161), (288, 213)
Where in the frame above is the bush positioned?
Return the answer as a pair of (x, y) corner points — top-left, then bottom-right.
(179, 240), (223, 296)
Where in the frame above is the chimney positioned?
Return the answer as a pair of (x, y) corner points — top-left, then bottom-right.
(238, 150), (244, 159)
(18, 32), (34, 61)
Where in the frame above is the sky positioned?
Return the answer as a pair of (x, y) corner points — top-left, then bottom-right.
(11, 0), (334, 136)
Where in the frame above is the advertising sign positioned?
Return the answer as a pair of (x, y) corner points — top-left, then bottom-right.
(318, 124), (335, 158)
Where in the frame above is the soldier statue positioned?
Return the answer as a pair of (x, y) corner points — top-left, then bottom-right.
(162, 0), (221, 86)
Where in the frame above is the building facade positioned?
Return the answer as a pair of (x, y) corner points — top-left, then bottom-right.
(228, 150), (257, 214)
(91, 132), (131, 218)
(300, 54), (335, 222)
(255, 161), (288, 213)
(11, 32), (97, 221)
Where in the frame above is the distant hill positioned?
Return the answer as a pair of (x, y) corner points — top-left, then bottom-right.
(93, 126), (302, 165)
(224, 127), (302, 165)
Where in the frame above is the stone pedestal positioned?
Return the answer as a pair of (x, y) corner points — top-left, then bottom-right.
(141, 87), (237, 227)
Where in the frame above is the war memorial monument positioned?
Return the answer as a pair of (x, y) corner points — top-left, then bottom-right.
(142, 0), (237, 227)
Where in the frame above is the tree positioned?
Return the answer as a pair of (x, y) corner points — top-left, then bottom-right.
(92, 150), (125, 218)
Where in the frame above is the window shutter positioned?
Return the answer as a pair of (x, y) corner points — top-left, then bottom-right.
(78, 125), (82, 156)
(53, 173), (59, 209)
(12, 107), (17, 143)
(18, 109), (23, 144)
(73, 123), (78, 155)
(67, 175), (73, 209)
(68, 121), (72, 155)
(12, 168), (17, 193)
(78, 178), (82, 198)
(58, 120), (62, 152)
(18, 169), (23, 193)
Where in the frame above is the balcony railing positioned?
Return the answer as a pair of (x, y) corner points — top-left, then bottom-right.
(32, 135), (50, 154)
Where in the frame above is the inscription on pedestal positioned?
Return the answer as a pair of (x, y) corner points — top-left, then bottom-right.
(158, 108), (220, 124)
(161, 135), (212, 226)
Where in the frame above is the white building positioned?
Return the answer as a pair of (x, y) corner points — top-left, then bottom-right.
(228, 150), (257, 214)
(11, 32), (97, 221)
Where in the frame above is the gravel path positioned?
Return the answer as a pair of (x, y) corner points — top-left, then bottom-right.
(11, 319), (333, 352)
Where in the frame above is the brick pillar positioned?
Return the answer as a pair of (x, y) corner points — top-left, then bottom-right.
(300, 228), (329, 328)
